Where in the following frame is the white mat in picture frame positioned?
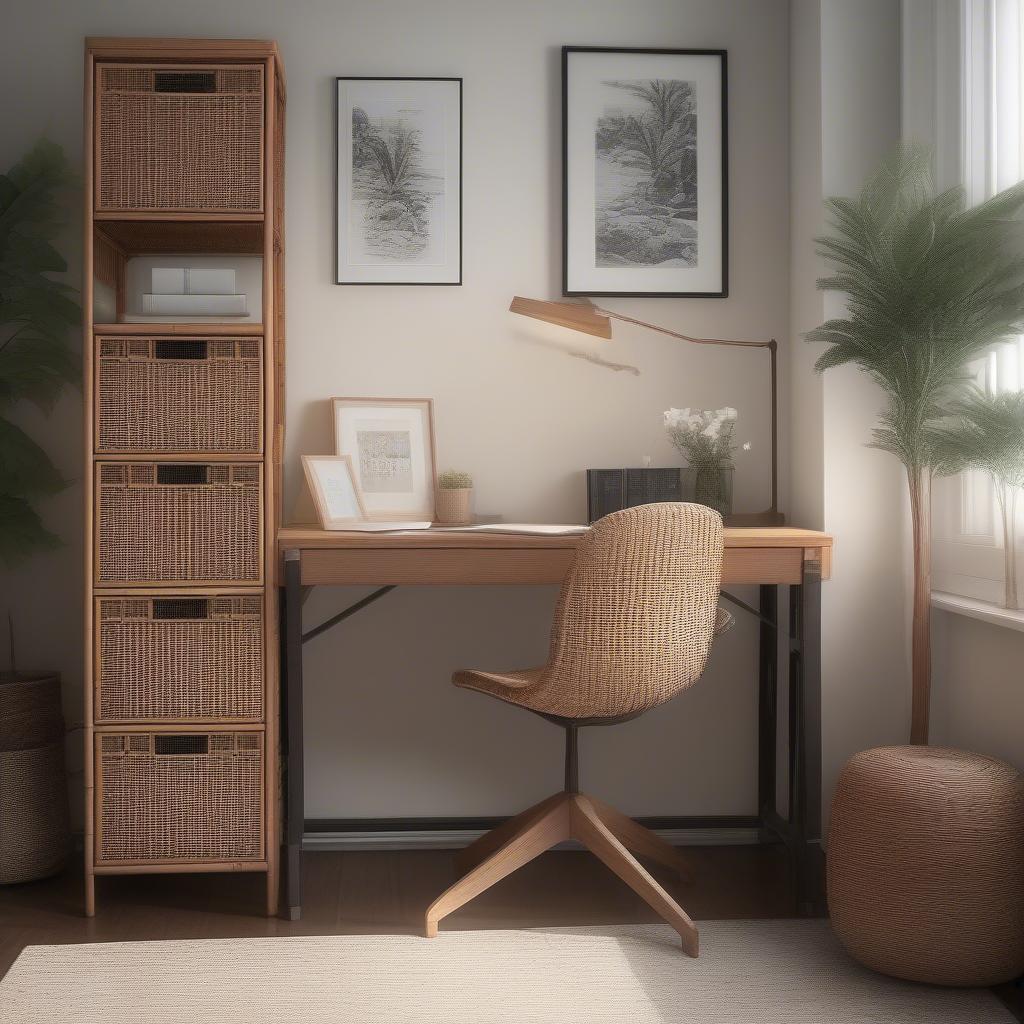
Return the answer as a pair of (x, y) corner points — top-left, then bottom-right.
(302, 454), (367, 528)
(333, 397), (437, 521)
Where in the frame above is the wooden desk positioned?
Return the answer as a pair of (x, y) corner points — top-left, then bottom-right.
(277, 525), (833, 921)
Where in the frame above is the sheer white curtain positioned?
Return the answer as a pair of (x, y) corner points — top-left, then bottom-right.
(904, 0), (1024, 603)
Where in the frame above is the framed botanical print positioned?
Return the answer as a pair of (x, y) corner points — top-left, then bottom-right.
(302, 455), (367, 529)
(336, 77), (462, 285)
(332, 398), (437, 520)
(562, 47), (728, 297)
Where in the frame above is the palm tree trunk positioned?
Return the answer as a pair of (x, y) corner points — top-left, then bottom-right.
(908, 467), (932, 745)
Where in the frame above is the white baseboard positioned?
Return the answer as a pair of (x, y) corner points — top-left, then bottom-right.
(303, 827), (761, 852)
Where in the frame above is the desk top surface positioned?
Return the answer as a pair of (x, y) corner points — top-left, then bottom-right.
(278, 524), (833, 552)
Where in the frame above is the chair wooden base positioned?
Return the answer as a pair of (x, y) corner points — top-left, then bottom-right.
(425, 791), (699, 956)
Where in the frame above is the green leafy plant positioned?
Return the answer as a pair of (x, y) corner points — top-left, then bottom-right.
(437, 470), (472, 490)
(928, 389), (1024, 610)
(0, 140), (80, 566)
(809, 145), (1024, 743)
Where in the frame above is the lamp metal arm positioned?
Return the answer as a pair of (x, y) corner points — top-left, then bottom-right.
(591, 306), (774, 351)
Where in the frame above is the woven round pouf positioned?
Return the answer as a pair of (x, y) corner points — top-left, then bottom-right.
(828, 745), (1024, 986)
(0, 673), (70, 884)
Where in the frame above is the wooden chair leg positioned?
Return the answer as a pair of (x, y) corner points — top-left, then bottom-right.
(570, 795), (699, 957)
(586, 794), (695, 882)
(454, 792), (567, 876)
(425, 796), (571, 938)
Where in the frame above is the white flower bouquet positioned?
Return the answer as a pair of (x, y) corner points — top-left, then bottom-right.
(664, 406), (741, 467)
(664, 406), (747, 515)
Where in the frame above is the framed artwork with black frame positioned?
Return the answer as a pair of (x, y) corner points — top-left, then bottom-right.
(562, 47), (728, 298)
(336, 77), (462, 285)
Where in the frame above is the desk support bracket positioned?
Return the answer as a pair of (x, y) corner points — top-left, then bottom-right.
(721, 589), (777, 628)
(302, 585), (397, 645)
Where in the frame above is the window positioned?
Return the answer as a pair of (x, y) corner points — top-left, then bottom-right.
(927, 0), (1024, 604)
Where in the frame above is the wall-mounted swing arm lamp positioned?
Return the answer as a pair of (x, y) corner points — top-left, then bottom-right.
(509, 296), (782, 526)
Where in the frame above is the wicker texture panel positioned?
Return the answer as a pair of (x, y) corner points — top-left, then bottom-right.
(97, 598), (264, 721)
(454, 503), (723, 719)
(97, 65), (263, 212)
(0, 674), (71, 884)
(828, 745), (1024, 986)
(96, 464), (261, 584)
(97, 732), (263, 863)
(96, 338), (262, 453)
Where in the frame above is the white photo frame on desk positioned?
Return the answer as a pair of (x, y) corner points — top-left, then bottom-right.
(303, 454), (368, 529)
(332, 397), (437, 521)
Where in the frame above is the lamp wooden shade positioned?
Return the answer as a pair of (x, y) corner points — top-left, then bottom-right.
(508, 297), (612, 339)
(509, 296), (782, 524)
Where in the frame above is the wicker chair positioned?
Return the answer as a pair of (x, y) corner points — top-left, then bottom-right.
(425, 502), (732, 955)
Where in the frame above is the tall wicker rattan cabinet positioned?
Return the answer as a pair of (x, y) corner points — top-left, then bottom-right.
(82, 38), (285, 916)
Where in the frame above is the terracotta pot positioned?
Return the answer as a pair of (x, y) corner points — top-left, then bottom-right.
(435, 488), (472, 525)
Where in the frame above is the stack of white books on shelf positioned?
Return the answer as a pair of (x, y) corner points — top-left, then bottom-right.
(142, 267), (247, 316)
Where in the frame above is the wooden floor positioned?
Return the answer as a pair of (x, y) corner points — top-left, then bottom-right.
(1, 847), (1021, 1019)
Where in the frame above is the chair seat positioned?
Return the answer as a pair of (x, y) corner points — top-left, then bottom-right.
(453, 606), (734, 718)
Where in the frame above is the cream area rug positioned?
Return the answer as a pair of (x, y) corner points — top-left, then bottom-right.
(0, 920), (1013, 1023)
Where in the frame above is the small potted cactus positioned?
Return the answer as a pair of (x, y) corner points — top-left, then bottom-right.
(435, 470), (473, 525)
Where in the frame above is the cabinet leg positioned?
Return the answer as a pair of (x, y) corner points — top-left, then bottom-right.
(85, 872), (96, 918)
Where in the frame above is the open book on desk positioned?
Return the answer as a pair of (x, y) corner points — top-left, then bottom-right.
(430, 523), (590, 536)
(324, 520), (433, 533)
(322, 522), (590, 536)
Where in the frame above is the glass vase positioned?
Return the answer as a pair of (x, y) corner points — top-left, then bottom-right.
(682, 465), (733, 517)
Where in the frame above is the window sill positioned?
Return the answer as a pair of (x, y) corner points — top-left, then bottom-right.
(931, 591), (1024, 634)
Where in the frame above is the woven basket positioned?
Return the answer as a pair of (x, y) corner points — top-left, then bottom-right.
(0, 673), (70, 884)
(96, 65), (263, 213)
(96, 337), (263, 454)
(828, 745), (1024, 986)
(95, 462), (262, 585)
(96, 731), (264, 864)
(95, 596), (264, 722)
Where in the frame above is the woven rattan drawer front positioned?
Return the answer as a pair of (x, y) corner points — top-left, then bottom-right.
(96, 731), (264, 864)
(96, 596), (264, 722)
(96, 65), (264, 213)
(96, 338), (263, 454)
(95, 463), (263, 585)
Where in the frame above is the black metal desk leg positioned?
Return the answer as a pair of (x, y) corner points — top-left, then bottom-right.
(757, 584), (779, 834)
(283, 551), (304, 920)
(789, 556), (823, 914)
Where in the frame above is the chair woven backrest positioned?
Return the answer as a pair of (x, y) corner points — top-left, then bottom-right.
(538, 502), (724, 719)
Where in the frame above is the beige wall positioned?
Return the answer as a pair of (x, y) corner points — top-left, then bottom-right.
(789, 0), (909, 831)
(931, 613), (1024, 772)
(0, 0), (791, 825)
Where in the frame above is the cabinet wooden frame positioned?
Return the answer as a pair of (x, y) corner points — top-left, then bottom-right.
(83, 38), (284, 918)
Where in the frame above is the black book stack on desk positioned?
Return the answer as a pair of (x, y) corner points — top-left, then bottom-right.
(587, 468), (683, 524)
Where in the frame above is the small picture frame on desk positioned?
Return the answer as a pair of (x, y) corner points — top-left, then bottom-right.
(333, 397), (437, 521)
(303, 454), (368, 529)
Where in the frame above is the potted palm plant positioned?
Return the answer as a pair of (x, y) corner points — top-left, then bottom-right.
(0, 139), (79, 882)
(809, 145), (1024, 743)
